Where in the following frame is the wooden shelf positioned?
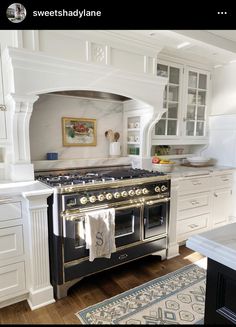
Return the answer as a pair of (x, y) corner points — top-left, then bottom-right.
(127, 142), (140, 145)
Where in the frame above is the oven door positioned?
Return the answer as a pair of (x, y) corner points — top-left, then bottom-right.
(63, 203), (141, 263)
(143, 198), (169, 239)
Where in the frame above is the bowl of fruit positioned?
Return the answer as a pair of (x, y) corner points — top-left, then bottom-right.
(152, 155), (175, 173)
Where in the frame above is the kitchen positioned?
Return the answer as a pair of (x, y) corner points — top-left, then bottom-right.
(0, 29), (236, 324)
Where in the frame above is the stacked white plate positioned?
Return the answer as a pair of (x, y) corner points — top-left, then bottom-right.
(187, 156), (211, 166)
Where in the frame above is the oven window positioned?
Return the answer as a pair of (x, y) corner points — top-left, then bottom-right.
(115, 210), (135, 238)
(144, 202), (168, 239)
(148, 205), (164, 228)
(74, 220), (85, 248)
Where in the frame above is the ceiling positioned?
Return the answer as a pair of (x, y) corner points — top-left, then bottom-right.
(116, 30), (236, 67)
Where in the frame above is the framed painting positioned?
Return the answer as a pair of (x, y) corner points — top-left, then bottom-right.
(62, 117), (97, 146)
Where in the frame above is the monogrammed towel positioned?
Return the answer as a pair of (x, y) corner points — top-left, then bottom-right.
(84, 208), (116, 262)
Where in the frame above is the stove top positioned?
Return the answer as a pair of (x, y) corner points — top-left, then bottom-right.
(36, 168), (166, 187)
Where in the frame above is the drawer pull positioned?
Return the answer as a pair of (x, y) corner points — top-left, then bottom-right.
(118, 253), (128, 260)
(214, 193), (218, 197)
(189, 224), (199, 229)
(191, 200), (200, 205)
(192, 182), (202, 185)
(222, 178), (229, 182)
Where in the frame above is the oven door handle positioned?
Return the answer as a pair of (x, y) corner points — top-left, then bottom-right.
(145, 197), (170, 206)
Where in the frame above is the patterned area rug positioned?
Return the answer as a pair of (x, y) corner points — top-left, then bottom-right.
(75, 260), (206, 325)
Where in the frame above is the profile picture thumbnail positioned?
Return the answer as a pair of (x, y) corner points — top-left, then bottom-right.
(6, 3), (26, 23)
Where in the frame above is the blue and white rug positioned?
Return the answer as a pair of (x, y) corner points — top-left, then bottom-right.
(75, 259), (207, 325)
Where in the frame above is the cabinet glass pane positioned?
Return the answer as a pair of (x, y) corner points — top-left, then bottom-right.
(187, 105), (196, 120)
(196, 121), (204, 136)
(164, 86), (167, 101)
(168, 103), (178, 118)
(198, 91), (206, 105)
(162, 112), (167, 118)
(199, 74), (207, 89)
(167, 120), (177, 135)
(188, 89), (197, 104)
(163, 101), (167, 109)
(186, 121), (195, 136)
(169, 67), (180, 84)
(155, 120), (166, 135)
(157, 64), (168, 77)
(197, 106), (205, 120)
(169, 85), (179, 102)
(188, 71), (198, 88)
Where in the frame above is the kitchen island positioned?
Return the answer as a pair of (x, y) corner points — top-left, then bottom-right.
(186, 223), (236, 324)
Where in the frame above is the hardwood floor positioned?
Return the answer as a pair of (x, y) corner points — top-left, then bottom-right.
(0, 246), (204, 324)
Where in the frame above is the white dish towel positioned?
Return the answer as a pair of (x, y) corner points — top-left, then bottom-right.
(84, 208), (116, 262)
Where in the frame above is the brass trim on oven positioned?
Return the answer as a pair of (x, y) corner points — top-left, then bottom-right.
(58, 175), (171, 194)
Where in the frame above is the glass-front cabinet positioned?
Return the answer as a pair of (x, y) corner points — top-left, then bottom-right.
(153, 59), (211, 144)
(184, 68), (209, 137)
(155, 62), (183, 137)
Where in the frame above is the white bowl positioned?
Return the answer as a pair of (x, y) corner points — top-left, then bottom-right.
(187, 156), (210, 166)
(152, 163), (175, 173)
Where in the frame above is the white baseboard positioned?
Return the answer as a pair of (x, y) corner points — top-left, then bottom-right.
(27, 285), (55, 311)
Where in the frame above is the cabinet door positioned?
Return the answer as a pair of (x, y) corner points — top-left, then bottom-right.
(183, 67), (210, 137)
(154, 61), (183, 137)
(212, 188), (232, 227)
(0, 110), (6, 139)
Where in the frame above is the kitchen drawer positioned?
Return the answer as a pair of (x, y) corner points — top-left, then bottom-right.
(0, 262), (25, 298)
(0, 201), (22, 222)
(0, 225), (24, 261)
(214, 174), (232, 188)
(178, 176), (211, 195)
(178, 192), (211, 220)
(177, 214), (209, 242)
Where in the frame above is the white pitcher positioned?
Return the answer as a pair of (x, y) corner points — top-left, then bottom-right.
(109, 142), (121, 157)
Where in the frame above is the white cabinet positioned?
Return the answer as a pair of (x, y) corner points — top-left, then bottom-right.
(153, 58), (211, 145)
(0, 110), (7, 139)
(183, 67), (210, 138)
(0, 196), (27, 306)
(155, 61), (183, 137)
(212, 173), (233, 228)
(176, 176), (212, 243)
(175, 170), (233, 244)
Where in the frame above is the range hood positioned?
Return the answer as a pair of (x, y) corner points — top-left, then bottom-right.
(2, 34), (167, 181)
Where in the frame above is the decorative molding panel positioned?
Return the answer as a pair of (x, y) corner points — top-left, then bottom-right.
(23, 192), (55, 310)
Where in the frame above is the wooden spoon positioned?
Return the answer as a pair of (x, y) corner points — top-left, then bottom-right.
(114, 132), (120, 142)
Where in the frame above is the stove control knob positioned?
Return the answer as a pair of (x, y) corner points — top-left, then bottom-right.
(135, 189), (142, 196)
(128, 190), (135, 196)
(106, 193), (113, 200)
(121, 191), (128, 197)
(80, 197), (88, 205)
(161, 185), (168, 192)
(89, 195), (97, 203)
(114, 192), (121, 199)
(97, 194), (105, 202)
(142, 188), (149, 195)
(155, 186), (161, 193)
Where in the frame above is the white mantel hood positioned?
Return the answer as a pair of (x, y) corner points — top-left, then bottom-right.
(2, 38), (167, 181)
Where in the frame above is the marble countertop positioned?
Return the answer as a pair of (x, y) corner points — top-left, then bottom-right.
(168, 165), (235, 179)
(0, 180), (53, 197)
(186, 223), (236, 271)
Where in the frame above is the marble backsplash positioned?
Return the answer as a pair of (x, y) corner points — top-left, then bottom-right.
(30, 94), (124, 161)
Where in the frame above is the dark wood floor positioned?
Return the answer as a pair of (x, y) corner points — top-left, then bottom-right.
(0, 246), (204, 324)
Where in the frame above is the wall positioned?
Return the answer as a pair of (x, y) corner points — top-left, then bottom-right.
(211, 63), (236, 115)
(29, 94), (123, 161)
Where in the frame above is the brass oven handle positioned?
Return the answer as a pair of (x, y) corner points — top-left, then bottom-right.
(61, 203), (142, 221)
(145, 197), (170, 206)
